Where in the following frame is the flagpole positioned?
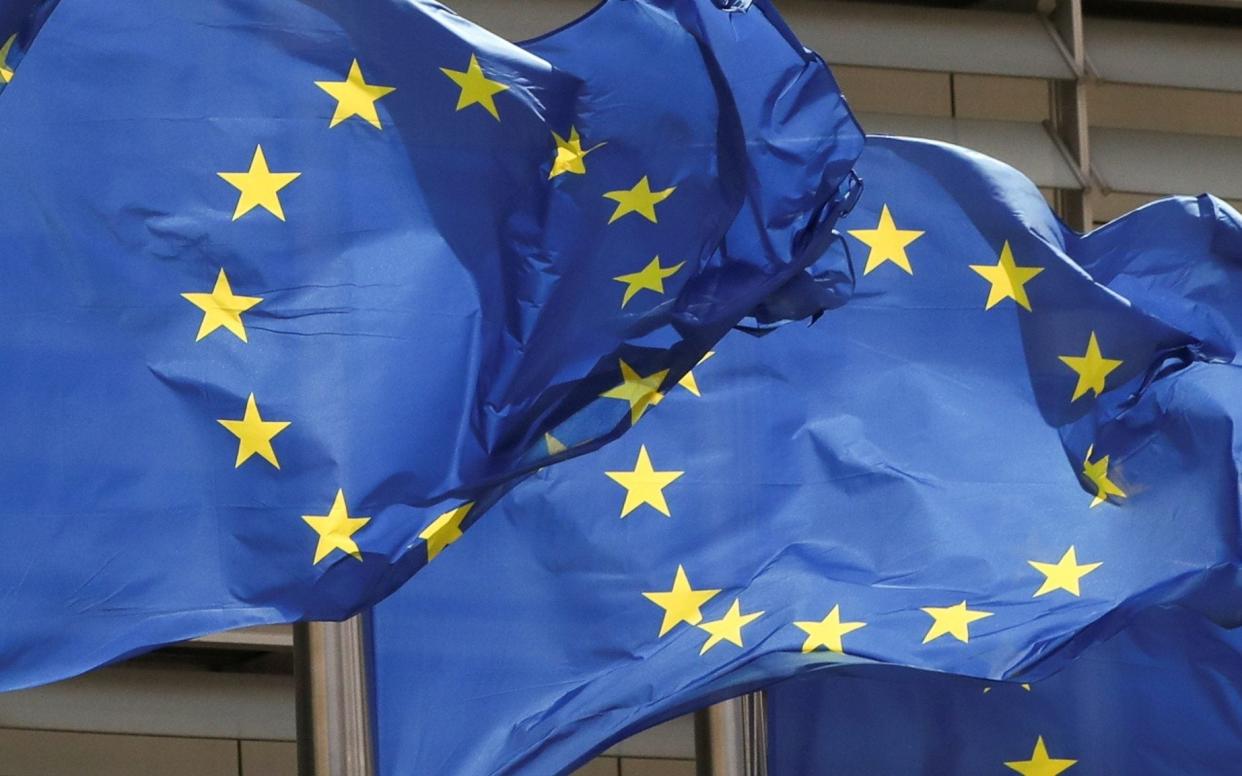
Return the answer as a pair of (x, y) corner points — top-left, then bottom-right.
(695, 693), (768, 776)
(294, 617), (376, 776)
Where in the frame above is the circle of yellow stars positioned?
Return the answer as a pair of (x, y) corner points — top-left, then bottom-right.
(169, 47), (706, 569)
(623, 198), (1147, 776)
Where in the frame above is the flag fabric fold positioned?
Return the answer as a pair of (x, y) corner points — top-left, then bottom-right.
(367, 136), (1242, 775)
(767, 606), (1242, 775)
(0, 1), (54, 93)
(0, 0), (862, 690)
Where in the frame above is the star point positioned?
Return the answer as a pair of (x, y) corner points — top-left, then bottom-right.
(643, 565), (721, 637)
(970, 241), (1044, 310)
(1, 34), (15, 83)
(1029, 546), (1101, 597)
(613, 256), (685, 308)
(1058, 332), (1124, 401)
(1004, 736), (1077, 776)
(419, 502), (473, 562)
(605, 445), (684, 518)
(315, 59), (395, 129)
(544, 433), (567, 455)
(677, 351), (715, 397)
(549, 127), (603, 178)
(600, 360), (668, 425)
(217, 393), (291, 469)
(440, 54), (508, 120)
(604, 176), (675, 224)
(217, 145), (301, 221)
(302, 489), (370, 565)
(794, 604), (867, 654)
(698, 599), (764, 655)
(847, 205), (924, 275)
(181, 268), (262, 342)
(920, 601), (993, 644)
(1083, 445), (1127, 507)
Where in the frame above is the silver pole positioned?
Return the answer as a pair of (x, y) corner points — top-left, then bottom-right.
(695, 693), (768, 776)
(294, 617), (376, 776)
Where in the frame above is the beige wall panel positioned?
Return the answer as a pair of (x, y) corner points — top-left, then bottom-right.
(859, 114), (1079, 189)
(1086, 17), (1242, 92)
(619, 758), (696, 776)
(439, 0), (596, 41)
(1092, 128), (1242, 200)
(1089, 190), (1242, 227)
(1089, 82), (1242, 138)
(833, 66), (952, 118)
(241, 740), (297, 776)
(0, 667), (295, 741)
(602, 713), (695, 760)
(1089, 191), (1161, 225)
(573, 756), (621, 776)
(954, 74), (1049, 123)
(788, 0), (1073, 78)
(0, 728), (236, 776)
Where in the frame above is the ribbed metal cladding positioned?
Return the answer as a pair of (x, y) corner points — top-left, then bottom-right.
(696, 693), (769, 776)
(294, 618), (375, 776)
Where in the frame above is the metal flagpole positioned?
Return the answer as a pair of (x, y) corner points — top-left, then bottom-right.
(294, 617), (376, 776)
(695, 693), (768, 776)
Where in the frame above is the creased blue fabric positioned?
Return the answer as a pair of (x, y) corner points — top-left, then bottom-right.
(0, 0), (861, 690)
(768, 606), (1242, 775)
(368, 136), (1242, 775)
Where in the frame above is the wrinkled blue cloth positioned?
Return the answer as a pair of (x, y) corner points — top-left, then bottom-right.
(769, 606), (1242, 775)
(0, 0), (861, 690)
(368, 136), (1242, 775)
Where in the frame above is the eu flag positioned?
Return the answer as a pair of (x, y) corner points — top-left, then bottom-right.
(0, 0), (862, 690)
(367, 136), (1242, 774)
(768, 606), (1242, 775)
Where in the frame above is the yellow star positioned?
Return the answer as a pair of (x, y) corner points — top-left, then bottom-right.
(549, 127), (603, 179)
(677, 351), (715, 397)
(1029, 546), (1101, 597)
(1058, 332), (1124, 402)
(1004, 736), (1077, 776)
(605, 445), (684, 518)
(794, 604), (867, 654)
(315, 59), (396, 129)
(302, 489), (370, 565)
(419, 502), (473, 562)
(698, 599), (764, 655)
(544, 433), (567, 455)
(181, 268), (263, 342)
(847, 205), (924, 275)
(969, 241), (1044, 311)
(613, 256), (685, 308)
(440, 54), (508, 121)
(217, 393), (291, 469)
(0, 34), (15, 83)
(643, 565), (722, 637)
(920, 601), (993, 644)
(217, 145), (301, 221)
(600, 359), (668, 425)
(1083, 445), (1127, 507)
(603, 176), (676, 224)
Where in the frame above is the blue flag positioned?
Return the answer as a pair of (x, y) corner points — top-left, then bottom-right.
(767, 606), (1242, 775)
(0, 0), (862, 690)
(367, 136), (1242, 775)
